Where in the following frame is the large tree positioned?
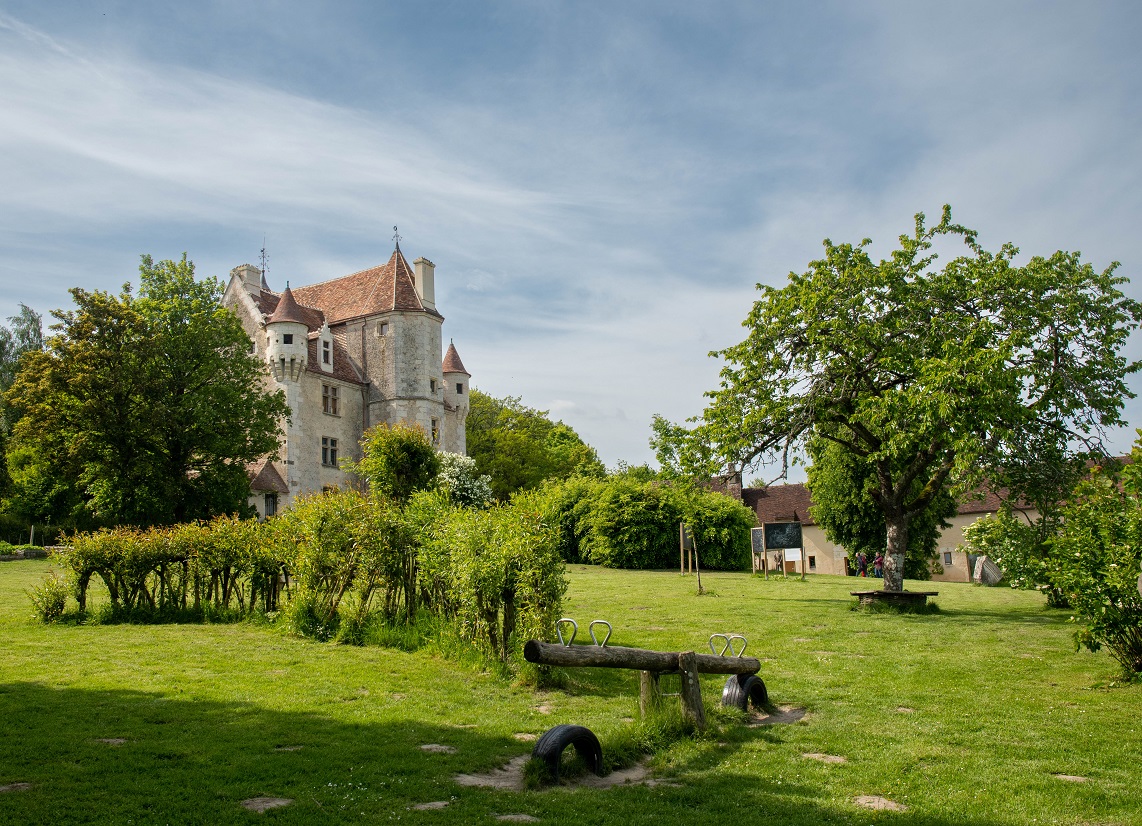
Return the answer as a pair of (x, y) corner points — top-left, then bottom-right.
(806, 434), (957, 579)
(655, 208), (1141, 591)
(0, 304), (43, 498)
(6, 255), (289, 526)
(466, 390), (604, 500)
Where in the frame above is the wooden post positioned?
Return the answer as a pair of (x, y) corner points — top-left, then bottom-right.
(762, 530), (769, 580)
(679, 523), (686, 576)
(678, 651), (706, 732)
(639, 670), (661, 717)
(800, 541), (807, 581)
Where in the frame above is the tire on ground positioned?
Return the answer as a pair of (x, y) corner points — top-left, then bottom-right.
(531, 724), (604, 780)
(721, 674), (768, 711)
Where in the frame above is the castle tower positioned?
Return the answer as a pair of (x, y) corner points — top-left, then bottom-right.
(442, 340), (470, 454)
(264, 284), (310, 494)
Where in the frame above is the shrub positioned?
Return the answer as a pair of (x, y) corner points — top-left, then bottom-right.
(1049, 459), (1142, 677)
(29, 572), (70, 622)
(538, 476), (754, 570)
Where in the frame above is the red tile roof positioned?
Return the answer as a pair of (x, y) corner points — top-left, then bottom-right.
(287, 248), (440, 324)
(247, 458), (288, 494)
(266, 284), (310, 325)
(442, 341), (469, 375)
(305, 331), (366, 385)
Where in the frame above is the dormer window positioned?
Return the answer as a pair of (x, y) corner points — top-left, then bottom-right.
(322, 339), (331, 365)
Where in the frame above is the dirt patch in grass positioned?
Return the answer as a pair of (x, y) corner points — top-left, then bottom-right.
(512, 733), (538, 742)
(95, 738), (128, 745)
(895, 706), (915, 713)
(240, 797), (292, 813)
(854, 795), (906, 811)
(1054, 774), (1088, 782)
(0, 783), (32, 793)
(455, 756), (660, 792)
(749, 705), (806, 725)
(412, 801), (451, 810)
(420, 743), (457, 754)
(803, 753), (846, 764)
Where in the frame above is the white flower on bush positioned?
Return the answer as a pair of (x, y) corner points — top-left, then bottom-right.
(437, 452), (494, 508)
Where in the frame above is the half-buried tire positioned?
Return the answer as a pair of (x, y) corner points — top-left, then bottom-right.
(722, 674), (768, 711)
(531, 724), (604, 780)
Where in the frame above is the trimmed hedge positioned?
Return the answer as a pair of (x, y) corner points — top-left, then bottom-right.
(538, 476), (756, 570)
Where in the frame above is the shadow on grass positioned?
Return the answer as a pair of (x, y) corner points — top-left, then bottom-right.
(0, 681), (1034, 826)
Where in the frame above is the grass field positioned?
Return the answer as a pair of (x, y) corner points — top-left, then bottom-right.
(2, 559), (1140, 825)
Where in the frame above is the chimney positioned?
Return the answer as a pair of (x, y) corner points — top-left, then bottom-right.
(413, 257), (436, 311)
(230, 264), (263, 297)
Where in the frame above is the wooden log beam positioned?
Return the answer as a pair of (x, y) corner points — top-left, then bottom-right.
(523, 640), (760, 675)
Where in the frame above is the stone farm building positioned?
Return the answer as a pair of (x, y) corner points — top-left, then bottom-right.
(222, 243), (471, 517)
(715, 475), (1036, 583)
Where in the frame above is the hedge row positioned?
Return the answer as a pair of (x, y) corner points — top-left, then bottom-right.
(540, 475), (756, 570)
(49, 489), (564, 663)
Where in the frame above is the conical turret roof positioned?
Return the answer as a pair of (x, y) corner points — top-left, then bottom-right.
(267, 284), (309, 325)
(442, 340), (470, 376)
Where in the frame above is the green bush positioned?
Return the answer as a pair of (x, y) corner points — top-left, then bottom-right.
(29, 572), (70, 622)
(538, 476), (754, 570)
(1049, 458), (1142, 676)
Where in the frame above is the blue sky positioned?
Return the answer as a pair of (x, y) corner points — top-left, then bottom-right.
(3, 2), (1142, 473)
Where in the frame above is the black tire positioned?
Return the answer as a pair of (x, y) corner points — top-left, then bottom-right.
(722, 674), (768, 711)
(531, 724), (604, 780)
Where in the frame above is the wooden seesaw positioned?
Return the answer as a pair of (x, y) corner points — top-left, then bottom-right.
(523, 620), (768, 733)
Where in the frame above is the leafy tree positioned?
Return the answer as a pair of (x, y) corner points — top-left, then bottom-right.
(436, 451), (493, 509)
(344, 422), (440, 503)
(466, 389), (604, 500)
(807, 434), (956, 579)
(1048, 446), (1142, 676)
(0, 304), (43, 498)
(654, 207), (1141, 592)
(5, 255), (289, 526)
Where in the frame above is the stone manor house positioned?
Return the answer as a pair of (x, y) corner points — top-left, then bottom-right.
(222, 243), (471, 517)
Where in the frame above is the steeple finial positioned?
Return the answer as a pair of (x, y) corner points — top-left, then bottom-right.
(393, 225), (402, 251)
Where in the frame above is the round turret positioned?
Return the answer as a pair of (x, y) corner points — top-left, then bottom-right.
(266, 285), (309, 382)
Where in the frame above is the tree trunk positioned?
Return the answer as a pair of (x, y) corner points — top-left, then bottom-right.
(883, 515), (908, 592)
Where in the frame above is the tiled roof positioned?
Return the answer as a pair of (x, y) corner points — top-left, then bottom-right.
(288, 248), (439, 324)
(743, 484), (816, 525)
(305, 331), (365, 385)
(740, 481), (1042, 525)
(267, 284), (311, 325)
(442, 341), (469, 375)
(247, 458), (288, 494)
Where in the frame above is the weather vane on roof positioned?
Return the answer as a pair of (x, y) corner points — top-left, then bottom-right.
(392, 225), (402, 250)
(260, 236), (269, 277)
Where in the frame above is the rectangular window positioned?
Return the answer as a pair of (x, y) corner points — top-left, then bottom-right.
(264, 493), (277, 518)
(282, 333), (293, 344)
(321, 436), (338, 466)
(808, 555), (816, 571)
(943, 552), (953, 566)
(430, 378), (437, 394)
(430, 418), (440, 445)
(322, 339), (331, 364)
(379, 322), (389, 335)
(456, 383), (464, 394)
(322, 384), (339, 415)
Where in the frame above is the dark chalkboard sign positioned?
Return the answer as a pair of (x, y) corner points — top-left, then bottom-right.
(763, 522), (803, 550)
(750, 527), (765, 556)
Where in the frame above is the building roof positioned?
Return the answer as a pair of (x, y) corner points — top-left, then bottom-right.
(306, 330), (366, 385)
(740, 480), (1040, 525)
(442, 341), (470, 375)
(266, 284), (310, 325)
(247, 458), (289, 494)
(287, 248), (439, 324)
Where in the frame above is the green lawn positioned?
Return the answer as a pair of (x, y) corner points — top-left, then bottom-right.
(2, 559), (1139, 825)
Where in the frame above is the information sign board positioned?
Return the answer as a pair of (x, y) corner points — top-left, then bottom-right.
(763, 522), (803, 550)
